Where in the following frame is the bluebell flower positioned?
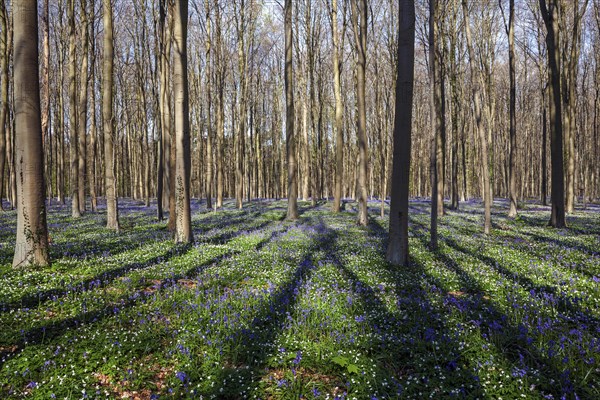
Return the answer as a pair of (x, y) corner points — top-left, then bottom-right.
(176, 371), (187, 383)
(293, 350), (302, 365)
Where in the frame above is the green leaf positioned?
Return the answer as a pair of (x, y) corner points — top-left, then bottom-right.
(331, 355), (349, 367)
(346, 364), (359, 374)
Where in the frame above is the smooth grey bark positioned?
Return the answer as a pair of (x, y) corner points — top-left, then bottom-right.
(68, 0), (80, 218)
(500, 0), (518, 218)
(351, 0), (368, 226)
(285, 0), (298, 220)
(12, 0), (51, 267)
(0, 0), (8, 210)
(103, 0), (119, 230)
(173, 0), (193, 243)
(462, 0), (492, 234)
(78, 0), (90, 213)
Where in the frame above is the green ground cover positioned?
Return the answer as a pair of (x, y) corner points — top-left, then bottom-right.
(1, 198), (599, 399)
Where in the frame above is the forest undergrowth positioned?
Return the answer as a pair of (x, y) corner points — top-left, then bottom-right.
(1, 198), (599, 399)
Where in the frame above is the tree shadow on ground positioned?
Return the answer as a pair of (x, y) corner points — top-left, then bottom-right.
(203, 221), (333, 398)
(381, 216), (591, 398)
(323, 218), (481, 397)
(0, 221), (289, 371)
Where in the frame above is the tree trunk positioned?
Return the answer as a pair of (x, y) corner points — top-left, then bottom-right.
(103, 0), (119, 230)
(156, 1), (166, 220)
(504, 0), (518, 218)
(41, 0), (51, 203)
(204, 0), (213, 210)
(386, 0), (415, 267)
(12, 0), (51, 267)
(0, 0), (8, 210)
(89, 2), (98, 212)
(462, 0), (492, 234)
(173, 0), (193, 243)
(78, 0), (90, 213)
(68, 0), (81, 218)
(540, 0), (566, 228)
(351, 0), (369, 226)
(285, 0), (298, 220)
(214, 0), (224, 208)
(435, 19), (445, 218)
(429, 0), (440, 248)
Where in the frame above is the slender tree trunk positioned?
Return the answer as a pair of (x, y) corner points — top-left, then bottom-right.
(541, 95), (548, 205)
(68, 0), (81, 218)
(204, 0), (213, 210)
(161, 5), (176, 232)
(168, 106), (176, 231)
(103, 0), (119, 230)
(285, 0), (298, 220)
(435, 21), (445, 218)
(13, 0), (51, 267)
(462, 0), (492, 234)
(448, 15), (460, 211)
(78, 0), (90, 213)
(213, 0), (224, 208)
(504, 0), (518, 218)
(536, 22), (548, 206)
(57, 32), (65, 205)
(156, 1), (165, 220)
(386, 0), (415, 266)
(89, 3), (98, 212)
(351, 0), (369, 226)
(41, 0), (51, 203)
(0, 0), (8, 210)
(234, 3), (248, 210)
(429, 0), (440, 248)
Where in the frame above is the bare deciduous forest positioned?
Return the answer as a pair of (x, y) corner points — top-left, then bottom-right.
(1, 0), (600, 398)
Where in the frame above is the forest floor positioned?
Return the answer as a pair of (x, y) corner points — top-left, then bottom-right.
(0, 198), (599, 399)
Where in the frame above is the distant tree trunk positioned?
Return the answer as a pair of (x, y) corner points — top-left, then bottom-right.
(173, 0), (193, 243)
(536, 21), (548, 206)
(162, 4), (176, 233)
(502, 0), (518, 218)
(89, 1), (98, 212)
(0, 0), (8, 210)
(68, 0), (81, 218)
(103, 0), (119, 230)
(78, 0), (90, 213)
(563, 1), (588, 214)
(168, 107), (176, 231)
(214, 0), (224, 209)
(541, 91), (548, 205)
(56, 6), (66, 205)
(156, 1), (166, 220)
(539, 0), (566, 228)
(204, 0), (213, 210)
(429, 0), (440, 248)
(462, 0), (492, 234)
(233, 0), (250, 210)
(331, 2), (344, 214)
(448, 4), (460, 211)
(285, 0), (298, 220)
(435, 17), (445, 218)
(351, 0), (368, 226)
(386, 0), (415, 267)
(12, 0), (51, 267)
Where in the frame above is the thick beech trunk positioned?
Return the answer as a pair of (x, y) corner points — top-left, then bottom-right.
(13, 0), (51, 267)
